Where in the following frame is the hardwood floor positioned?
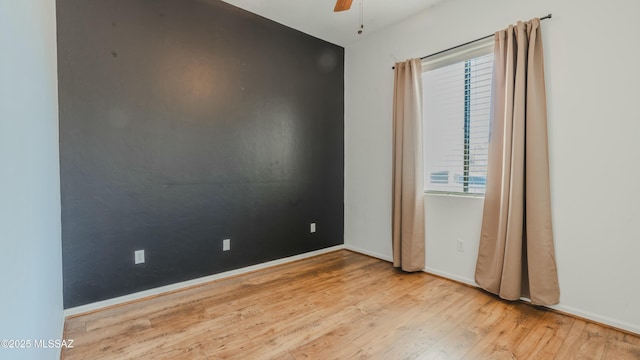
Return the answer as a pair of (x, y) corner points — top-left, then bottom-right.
(62, 250), (640, 360)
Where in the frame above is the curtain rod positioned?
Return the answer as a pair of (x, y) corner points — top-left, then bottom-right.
(392, 14), (552, 70)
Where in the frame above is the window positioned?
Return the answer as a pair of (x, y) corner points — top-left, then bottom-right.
(422, 39), (494, 195)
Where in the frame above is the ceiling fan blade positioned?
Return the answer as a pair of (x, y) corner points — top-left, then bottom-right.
(334, 0), (353, 12)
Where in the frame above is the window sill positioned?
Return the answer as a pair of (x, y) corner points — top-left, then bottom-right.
(423, 191), (485, 199)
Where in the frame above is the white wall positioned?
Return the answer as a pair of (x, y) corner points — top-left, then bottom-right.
(0, 1), (63, 359)
(345, 0), (640, 334)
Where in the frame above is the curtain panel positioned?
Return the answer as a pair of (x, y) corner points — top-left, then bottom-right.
(392, 59), (425, 272)
(475, 19), (560, 305)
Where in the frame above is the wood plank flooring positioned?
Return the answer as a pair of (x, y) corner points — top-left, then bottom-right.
(62, 250), (640, 359)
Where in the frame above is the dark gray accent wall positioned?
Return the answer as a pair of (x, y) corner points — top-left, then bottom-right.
(57, 0), (344, 308)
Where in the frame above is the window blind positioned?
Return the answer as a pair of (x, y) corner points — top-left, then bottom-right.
(422, 41), (494, 195)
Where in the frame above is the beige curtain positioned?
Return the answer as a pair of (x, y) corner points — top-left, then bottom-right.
(475, 19), (560, 305)
(392, 59), (425, 272)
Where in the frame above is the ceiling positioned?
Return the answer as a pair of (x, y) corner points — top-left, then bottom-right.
(218, 0), (447, 47)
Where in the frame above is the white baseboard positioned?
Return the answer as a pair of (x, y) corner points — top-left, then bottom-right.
(343, 244), (393, 262)
(64, 245), (344, 317)
(423, 267), (477, 287)
(549, 303), (640, 335)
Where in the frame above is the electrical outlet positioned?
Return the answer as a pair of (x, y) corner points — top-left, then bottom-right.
(310, 223), (316, 233)
(223, 238), (231, 251)
(456, 240), (465, 252)
(134, 250), (145, 264)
